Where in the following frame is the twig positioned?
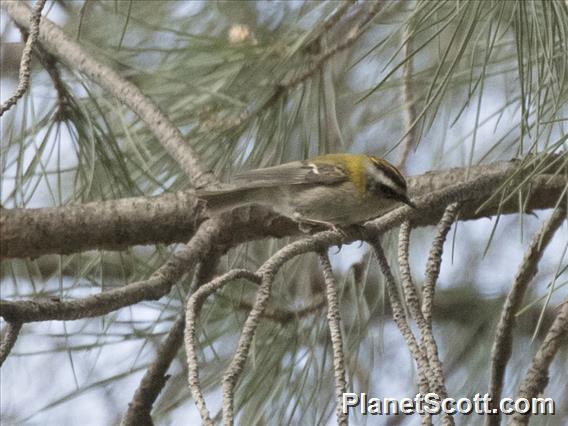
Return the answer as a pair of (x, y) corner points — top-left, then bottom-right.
(121, 316), (185, 426)
(185, 269), (261, 425)
(177, 196), (560, 425)
(318, 0), (357, 36)
(399, 216), (454, 425)
(397, 26), (418, 171)
(486, 207), (566, 426)
(418, 204), (459, 418)
(221, 272), (273, 426)
(398, 222), (439, 402)
(224, 1), (382, 131)
(421, 203), (460, 326)
(19, 27), (70, 118)
(510, 299), (568, 426)
(283, 1), (384, 88)
(398, 221), (420, 320)
(399, 221), (451, 398)
(122, 257), (221, 425)
(0, 321), (23, 366)
(235, 295), (325, 324)
(2, 1), (214, 186)
(0, 0), (46, 117)
(319, 253), (348, 426)
(371, 241), (435, 424)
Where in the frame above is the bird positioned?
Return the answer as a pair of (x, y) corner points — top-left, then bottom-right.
(196, 153), (415, 231)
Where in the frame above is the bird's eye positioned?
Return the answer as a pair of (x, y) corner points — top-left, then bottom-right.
(380, 185), (397, 198)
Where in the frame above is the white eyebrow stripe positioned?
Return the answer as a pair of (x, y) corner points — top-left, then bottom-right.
(373, 168), (404, 193)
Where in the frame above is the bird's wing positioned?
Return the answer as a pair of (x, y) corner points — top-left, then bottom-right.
(232, 160), (348, 188)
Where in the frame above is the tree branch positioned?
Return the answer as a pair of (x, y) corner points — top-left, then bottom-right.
(397, 26), (418, 171)
(419, 203), (459, 420)
(0, 321), (22, 366)
(421, 203), (460, 326)
(121, 256), (221, 425)
(181, 199), (565, 424)
(1, 191), (205, 259)
(371, 241), (438, 424)
(398, 218), (451, 425)
(0, 0), (46, 116)
(398, 222), (419, 320)
(2, 158), (565, 259)
(0, 218), (226, 323)
(185, 269), (261, 425)
(510, 299), (568, 426)
(1, 0), (214, 186)
(234, 295), (326, 324)
(319, 253), (348, 426)
(487, 207), (566, 426)
(120, 315), (184, 426)
(2, 161), (566, 324)
(283, 1), (385, 88)
(221, 271), (274, 426)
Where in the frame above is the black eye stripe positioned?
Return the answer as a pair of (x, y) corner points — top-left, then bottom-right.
(366, 181), (398, 197)
(379, 184), (397, 197)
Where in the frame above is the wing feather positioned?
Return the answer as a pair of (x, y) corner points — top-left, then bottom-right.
(232, 160), (348, 188)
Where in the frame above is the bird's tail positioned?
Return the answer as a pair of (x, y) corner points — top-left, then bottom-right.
(196, 187), (260, 214)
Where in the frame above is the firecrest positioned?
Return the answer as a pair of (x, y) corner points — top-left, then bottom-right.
(197, 153), (415, 230)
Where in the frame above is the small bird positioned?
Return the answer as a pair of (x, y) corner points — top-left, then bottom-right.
(197, 153), (415, 230)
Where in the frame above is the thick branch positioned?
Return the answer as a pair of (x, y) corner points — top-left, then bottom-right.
(2, 1), (213, 186)
(1, 191), (204, 259)
(2, 161), (566, 323)
(0, 218), (226, 323)
(2, 159), (565, 259)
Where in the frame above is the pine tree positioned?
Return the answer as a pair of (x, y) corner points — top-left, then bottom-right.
(1, 1), (566, 424)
